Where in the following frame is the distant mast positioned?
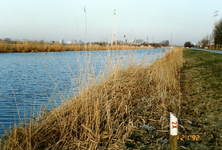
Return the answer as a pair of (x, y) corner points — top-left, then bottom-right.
(84, 6), (87, 44)
(111, 9), (117, 45)
(214, 10), (219, 26)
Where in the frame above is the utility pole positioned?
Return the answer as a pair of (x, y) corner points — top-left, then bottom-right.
(171, 33), (173, 46)
(124, 35), (126, 44)
(76, 22), (80, 44)
(213, 10), (219, 26)
(84, 6), (87, 44)
(111, 9), (117, 45)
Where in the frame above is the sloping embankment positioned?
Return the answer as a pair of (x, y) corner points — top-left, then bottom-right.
(179, 49), (222, 149)
(1, 47), (183, 149)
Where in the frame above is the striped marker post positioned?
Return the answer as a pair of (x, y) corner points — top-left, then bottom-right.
(170, 112), (178, 150)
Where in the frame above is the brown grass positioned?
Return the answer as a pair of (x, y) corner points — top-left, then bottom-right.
(0, 47), (183, 149)
(179, 49), (222, 149)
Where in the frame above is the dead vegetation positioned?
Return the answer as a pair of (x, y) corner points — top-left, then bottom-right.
(0, 47), (183, 149)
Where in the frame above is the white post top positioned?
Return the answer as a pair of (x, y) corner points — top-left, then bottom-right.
(170, 112), (178, 135)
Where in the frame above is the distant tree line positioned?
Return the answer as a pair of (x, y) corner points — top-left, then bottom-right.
(0, 38), (58, 44)
(188, 18), (222, 49)
(94, 39), (170, 48)
(1, 38), (171, 48)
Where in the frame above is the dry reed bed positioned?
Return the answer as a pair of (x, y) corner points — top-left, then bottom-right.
(1, 47), (183, 149)
(0, 41), (152, 53)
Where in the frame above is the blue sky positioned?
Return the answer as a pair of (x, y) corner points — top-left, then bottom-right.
(1, 0), (222, 45)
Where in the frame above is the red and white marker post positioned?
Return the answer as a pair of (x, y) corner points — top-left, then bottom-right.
(170, 112), (178, 150)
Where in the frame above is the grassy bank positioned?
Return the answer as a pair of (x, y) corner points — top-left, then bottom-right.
(0, 41), (153, 53)
(179, 49), (222, 149)
(0, 47), (183, 149)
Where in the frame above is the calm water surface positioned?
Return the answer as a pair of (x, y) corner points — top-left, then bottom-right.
(0, 48), (167, 135)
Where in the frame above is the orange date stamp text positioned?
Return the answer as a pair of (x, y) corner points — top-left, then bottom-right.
(177, 135), (200, 141)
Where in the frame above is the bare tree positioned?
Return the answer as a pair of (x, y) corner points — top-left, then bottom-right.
(200, 35), (210, 48)
(133, 39), (144, 46)
(213, 19), (222, 49)
(4, 38), (12, 43)
(161, 40), (169, 46)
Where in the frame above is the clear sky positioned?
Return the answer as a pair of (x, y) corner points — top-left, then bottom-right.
(1, 0), (222, 45)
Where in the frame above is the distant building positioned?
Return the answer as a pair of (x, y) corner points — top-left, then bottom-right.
(60, 39), (64, 44)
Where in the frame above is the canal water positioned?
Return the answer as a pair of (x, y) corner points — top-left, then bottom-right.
(0, 48), (167, 135)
